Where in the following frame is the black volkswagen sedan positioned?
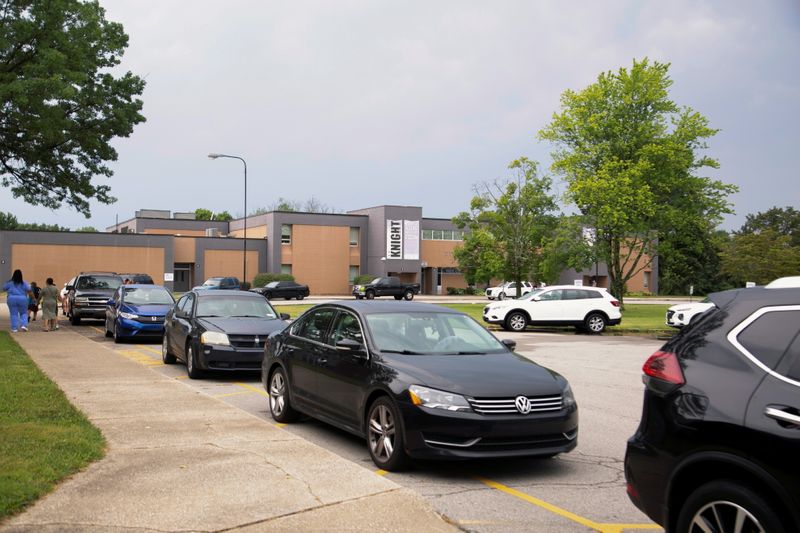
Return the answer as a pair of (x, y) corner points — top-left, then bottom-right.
(163, 290), (289, 379)
(263, 301), (578, 470)
(625, 277), (800, 532)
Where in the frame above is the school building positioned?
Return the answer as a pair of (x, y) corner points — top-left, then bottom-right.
(0, 205), (657, 295)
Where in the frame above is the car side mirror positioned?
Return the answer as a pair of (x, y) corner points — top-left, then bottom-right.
(532, 296), (541, 302)
(501, 338), (517, 351)
(66, 285), (74, 291)
(336, 338), (366, 356)
(280, 313), (290, 321)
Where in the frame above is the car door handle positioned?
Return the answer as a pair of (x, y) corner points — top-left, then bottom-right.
(765, 407), (800, 426)
(318, 357), (327, 364)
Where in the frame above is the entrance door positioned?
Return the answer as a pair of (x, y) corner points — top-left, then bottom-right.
(173, 264), (193, 292)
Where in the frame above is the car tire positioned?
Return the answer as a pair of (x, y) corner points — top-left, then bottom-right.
(403, 290), (414, 301)
(268, 367), (299, 423)
(505, 311), (528, 332)
(365, 290), (375, 300)
(584, 312), (607, 334)
(105, 321), (112, 338)
(186, 342), (204, 379)
(162, 335), (176, 364)
(366, 396), (409, 471)
(394, 295), (402, 300)
(263, 292), (272, 300)
(355, 295), (363, 300)
(498, 292), (506, 300)
(676, 480), (786, 533)
(70, 311), (81, 326)
(296, 294), (304, 300)
(113, 322), (122, 343)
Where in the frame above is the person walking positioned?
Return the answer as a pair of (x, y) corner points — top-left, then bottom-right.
(39, 278), (62, 331)
(3, 269), (32, 332)
(28, 281), (41, 322)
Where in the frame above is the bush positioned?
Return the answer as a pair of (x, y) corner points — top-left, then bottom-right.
(353, 274), (379, 285)
(446, 287), (481, 295)
(241, 281), (251, 291)
(251, 272), (295, 288)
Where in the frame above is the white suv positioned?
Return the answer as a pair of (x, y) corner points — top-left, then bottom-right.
(665, 298), (714, 328)
(485, 281), (533, 300)
(483, 285), (622, 333)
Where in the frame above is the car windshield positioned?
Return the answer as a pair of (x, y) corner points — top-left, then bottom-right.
(122, 287), (175, 305)
(517, 288), (545, 300)
(202, 278), (222, 287)
(76, 275), (122, 290)
(196, 296), (278, 319)
(370, 278), (382, 284)
(265, 281), (279, 288)
(366, 312), (507, 355)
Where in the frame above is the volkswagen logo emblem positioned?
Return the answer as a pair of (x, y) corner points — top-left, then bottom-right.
(515, 395), (532, 414)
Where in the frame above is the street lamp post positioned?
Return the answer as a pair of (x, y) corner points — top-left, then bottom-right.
(208, 153), (247, 284)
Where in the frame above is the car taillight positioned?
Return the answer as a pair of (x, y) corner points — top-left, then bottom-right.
(610, 300), (621, 307)
(643, 350), (685, 385)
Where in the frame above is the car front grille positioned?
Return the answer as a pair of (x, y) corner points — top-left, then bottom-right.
(228, 334), (267, 349)
(468, 395), (563, 415)
(423, 429), (577, 451)
(134, 316), (165, 324)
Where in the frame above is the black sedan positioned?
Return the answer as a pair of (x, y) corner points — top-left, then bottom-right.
(262, 301), (578, 470)
(625, 279), (800, 532)
(162, 290), (289, 379)
(252, 280), (310, 300)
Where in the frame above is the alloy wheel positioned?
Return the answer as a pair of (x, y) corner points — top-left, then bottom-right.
(688, 501), (765, 533)
(269, 371), (286, 417)
(368, 404), (396, 463)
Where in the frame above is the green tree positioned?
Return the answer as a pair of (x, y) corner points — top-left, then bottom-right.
(215, 211), (232, 222)
(75, 225), (97, 232)
(738, 206), (800, 247)
(194, 208), (232, 221)
(0, 211), (68, 231)
(452, 228), (504, 286)
(0, 211), (18, 229)
(539, 58), (737, 303)
(721, 230), (800, 285)
(538, 216), (595, 285)
(453, 157), (559, 293)
(1, 0), (146, 217)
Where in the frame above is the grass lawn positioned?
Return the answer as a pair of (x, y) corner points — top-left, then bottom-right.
(0, 333), (106, 520)
(274, 302), (674, 337)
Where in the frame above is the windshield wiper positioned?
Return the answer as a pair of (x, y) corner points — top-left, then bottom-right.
(380, 349), (422, 355)
(230, 315), (265, 318)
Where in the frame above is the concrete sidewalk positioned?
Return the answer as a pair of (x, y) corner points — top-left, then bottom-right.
(0, 309), (457, 532)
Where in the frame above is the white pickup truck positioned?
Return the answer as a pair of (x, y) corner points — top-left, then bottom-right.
(485, 281), (534, 300)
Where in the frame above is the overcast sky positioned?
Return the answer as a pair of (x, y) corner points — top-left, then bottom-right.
(4, 0), (799, 231)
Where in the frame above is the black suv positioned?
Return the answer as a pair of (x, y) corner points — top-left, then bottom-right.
(66, 272), (124, 325)
(625, 277), (800, 532)
(119, 273), (154, 284)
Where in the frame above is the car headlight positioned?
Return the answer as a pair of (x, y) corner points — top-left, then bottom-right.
(75, 297), (89, 303)
(119, 311), (139, 320)
(562, 382), (576, 409)
(200, 331), (230, 346)
(408, 385), (472, 412)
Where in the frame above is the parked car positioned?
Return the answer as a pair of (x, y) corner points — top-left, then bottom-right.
(665, 298), (714, 328)
(263, 301), (578, 471)
(252, 280), (309, 300)
(104, 284), (175, 342)
(66, 272), (124, 325)
(624, 276), (800, 532)
(192, 276), (240, 291)
(162, 290), (289, 379)
(485, 281), (534, 300)
(352, 276), (421, 300)
(61, 277), (75, 315)
(119, 273), (155, 285)
(483, 285), (621, 333)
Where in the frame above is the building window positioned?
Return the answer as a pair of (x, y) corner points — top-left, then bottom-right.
(422, 229), (465, 241)
(422, 229), (433, 240)
(281, 264), (292, 275)
(442, 230), (453, 240)
(349, 265), (359, 282)
(432, 229), (443, 240)
(281, 224), (292, 244)
(349, 227), (359, 246)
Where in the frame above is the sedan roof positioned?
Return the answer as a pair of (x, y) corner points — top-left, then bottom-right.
(314, 300), (461, 315)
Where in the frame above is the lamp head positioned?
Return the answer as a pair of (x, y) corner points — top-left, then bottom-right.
(207, 153), (222, 159)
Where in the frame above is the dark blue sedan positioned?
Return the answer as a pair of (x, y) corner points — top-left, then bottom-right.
(105, 284), (176, 343)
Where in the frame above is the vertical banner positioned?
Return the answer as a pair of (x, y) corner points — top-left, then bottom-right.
(403, 220), (420, 260)
(386, 220), (403, 259)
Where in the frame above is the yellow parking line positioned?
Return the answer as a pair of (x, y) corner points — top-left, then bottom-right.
(214, 390), (254, 398)
(375, 469), (388, 476)
(474, 477), (660, 532)
(90, 326), (104, 334)
(274, 423), (287, 428)
(234, 382), (268, 397)
(137, 345), (162, 356)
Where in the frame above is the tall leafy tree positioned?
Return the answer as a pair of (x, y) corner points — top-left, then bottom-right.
(194, 208), (232, 221)
(721, 230), (800, 285)
(539, 58), (737, 303)
(737, 206), (800, 247)
(453, 157), (559, 292)
(452, 228), (504, 286)
(1, 0), (146, 217)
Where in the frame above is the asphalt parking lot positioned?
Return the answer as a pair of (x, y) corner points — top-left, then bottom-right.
(63, 317), (663, 533)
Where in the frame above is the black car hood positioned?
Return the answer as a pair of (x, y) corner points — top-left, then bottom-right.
(198, 317), (287, 335)
(381, 352), (565, 398)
